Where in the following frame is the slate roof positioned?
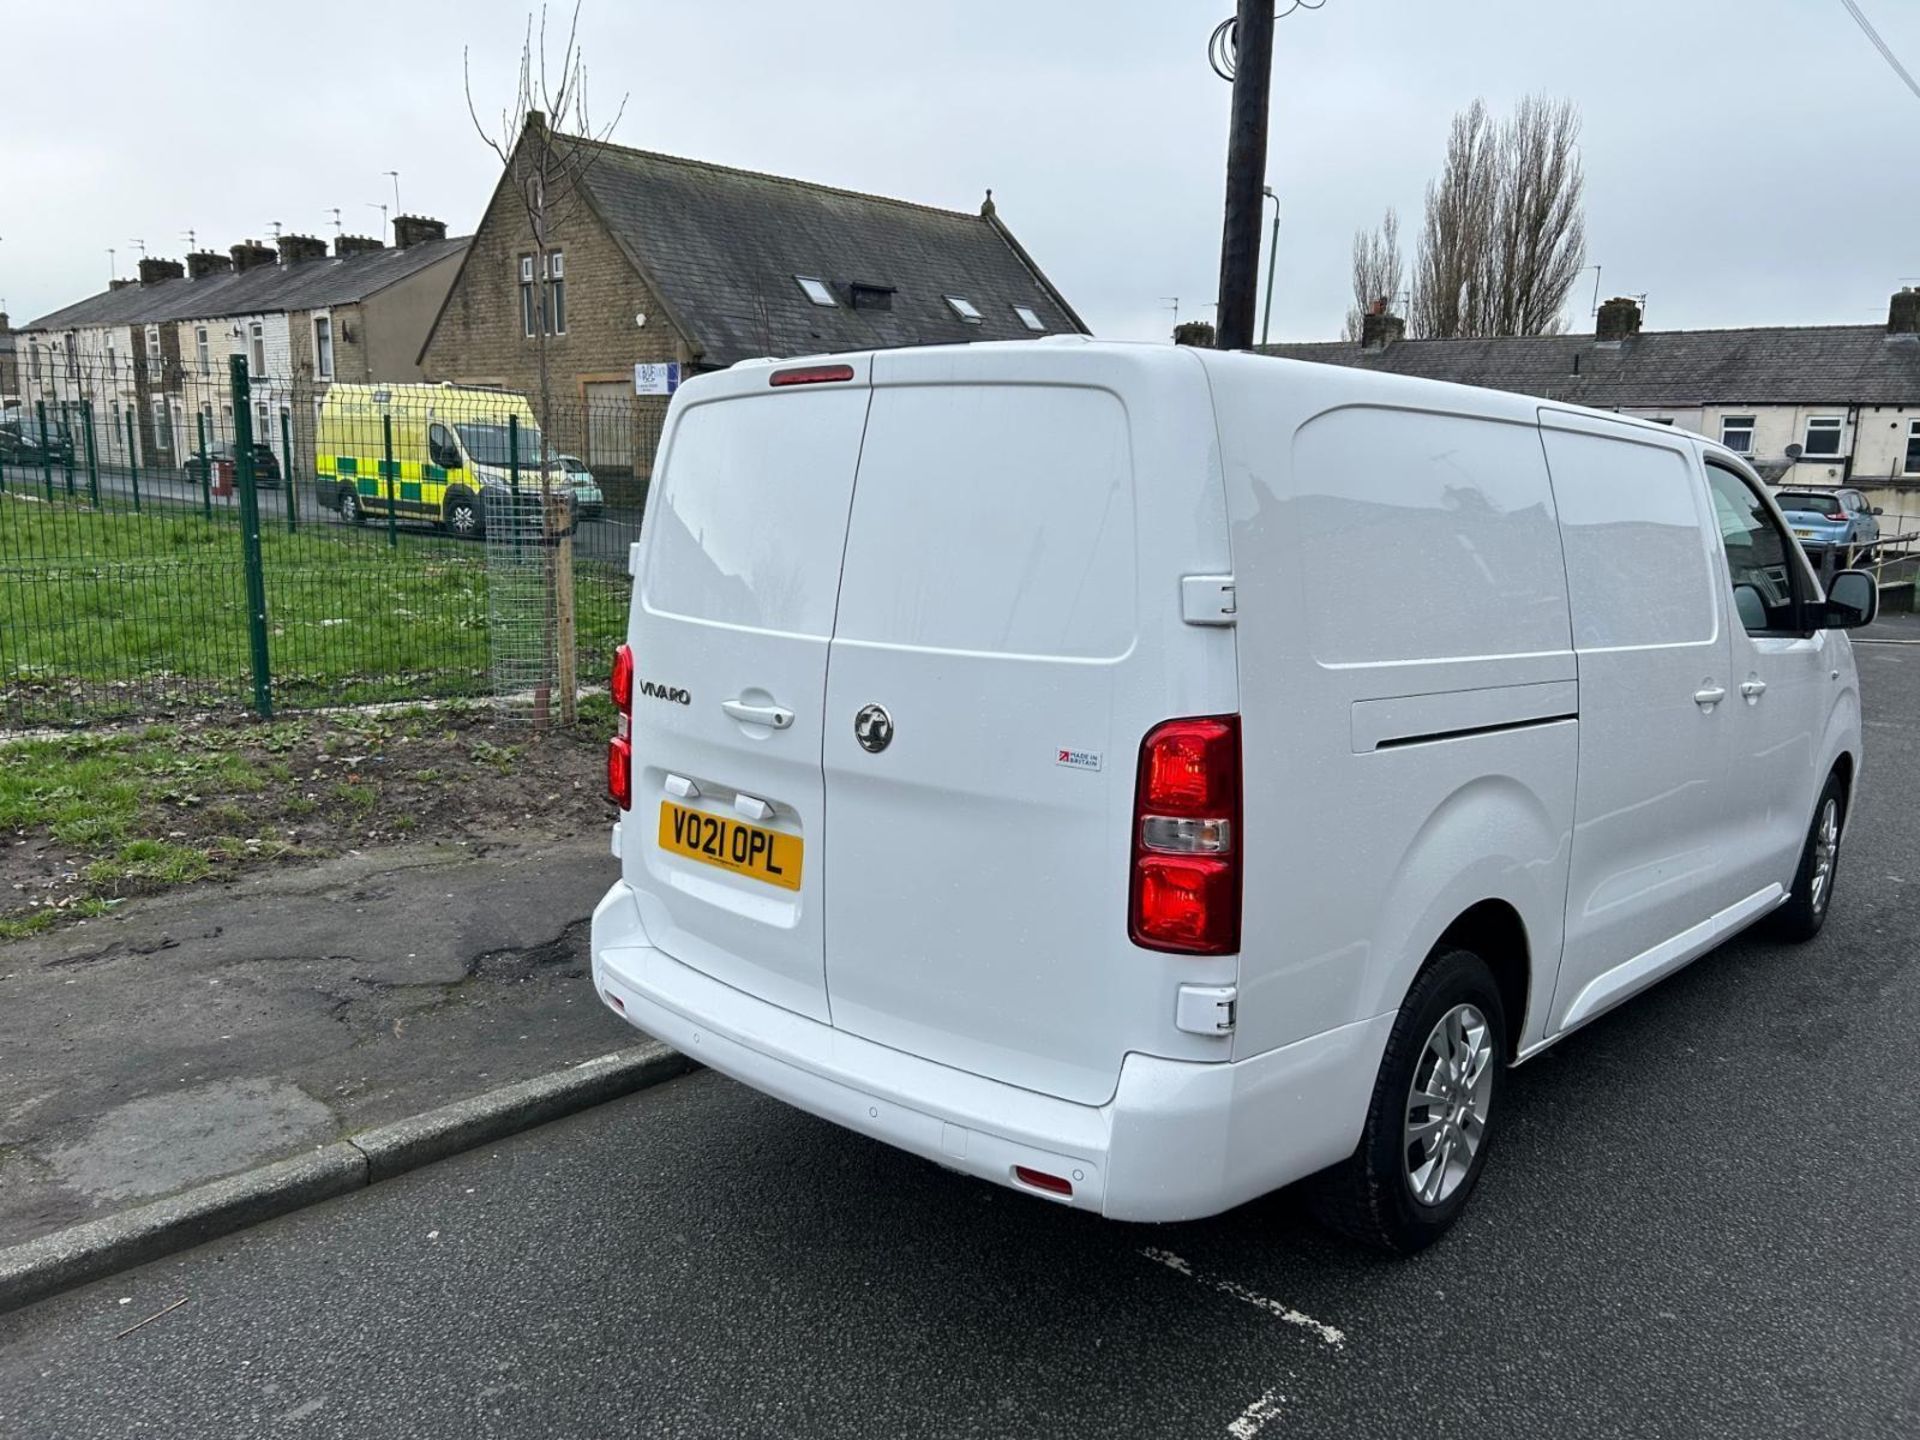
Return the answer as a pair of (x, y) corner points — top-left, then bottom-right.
(22, 237), (470, 333)
(553, 134), (1088, 366)
(1259, 326), (1920, 408)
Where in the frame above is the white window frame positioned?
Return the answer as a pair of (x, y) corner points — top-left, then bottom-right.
(519, 255), (537, 337)
(547, 250), (566, 335)
(145, 325), (161, 372)
(1904, 419), (1920, 476)
(249, 322), (266, 375)
(312, 315), (334, 381)
(795, 275), (836, 308)
(1012, 304), (1046, 332)
(1719, 414), (1755, 456)
(1802, 415), (1844, 457)
(945, 295), (984, 324)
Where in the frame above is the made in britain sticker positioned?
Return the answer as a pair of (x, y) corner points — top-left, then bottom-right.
(1056, 749), (1102, 772)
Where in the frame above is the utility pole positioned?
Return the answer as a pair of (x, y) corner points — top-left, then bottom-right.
(1214, 0), (1274, 351)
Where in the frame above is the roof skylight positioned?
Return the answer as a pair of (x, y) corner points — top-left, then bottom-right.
(796, 276), (836, 307)
(1013, 304), (1046, 332)
(945, 295), (984, 324)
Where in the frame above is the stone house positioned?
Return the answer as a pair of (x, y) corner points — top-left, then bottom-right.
(417, 112), (1087, 498)
(1263, 291), (1920, 533)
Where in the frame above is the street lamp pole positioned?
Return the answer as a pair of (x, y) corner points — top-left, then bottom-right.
(1260, 187), (1280, 347)
(1214, 0), (1274, 351)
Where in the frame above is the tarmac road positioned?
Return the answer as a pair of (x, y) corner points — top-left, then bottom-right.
(3, 639), (1917, 1439)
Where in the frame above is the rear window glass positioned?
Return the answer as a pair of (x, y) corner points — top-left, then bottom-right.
(643, 388), (870, 637)
(1773, 492), (1839, 513)
(1541, 429), (1716, 651)
(833, 385), (1134, 659)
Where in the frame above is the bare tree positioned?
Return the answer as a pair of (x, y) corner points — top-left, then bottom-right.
(464, 2), (628, 725)
(1342, 207), (1404, 341)
(1408, 96), (1584, 339)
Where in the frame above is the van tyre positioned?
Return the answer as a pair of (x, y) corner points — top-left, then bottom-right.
(1308, 946), (1507, 1255)
(444, 489), (482, 539)
(339, 489), (364, 526)
(1771, 772), (1847, 942)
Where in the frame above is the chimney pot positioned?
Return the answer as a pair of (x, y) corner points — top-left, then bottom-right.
(277, 234), (328, 266)
(137, 257), (185, 286)
(1360, 304), (1405, 351)
(334, 233), (386, 259)
(1888, 286), (1920, 336)
(230, 240), (277, 273)
(1172, 320), (1217, 348)
(392, 214), (447, 249)
(108, 279), (134, 291)
(1596, 296), (1643, 342)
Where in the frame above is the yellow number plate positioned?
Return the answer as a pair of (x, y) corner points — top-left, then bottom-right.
(658, 800), (802, 891)
(1794, 529), (1815, 539)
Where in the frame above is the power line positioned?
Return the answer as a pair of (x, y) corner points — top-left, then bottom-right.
(1839, 0), (1920, 103)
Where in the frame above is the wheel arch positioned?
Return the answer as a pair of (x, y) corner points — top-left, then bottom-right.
(1435, 899), (1530, 1062)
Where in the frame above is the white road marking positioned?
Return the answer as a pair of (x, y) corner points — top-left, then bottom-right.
(277, 1398), (326, 1423)
(1140, 1248), (1345, 1348)
(1226, 1388), (1286, 1438)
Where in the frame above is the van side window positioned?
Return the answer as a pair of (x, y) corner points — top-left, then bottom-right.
(429, 423), (460, 470)
(1704, 463), (1804, 635)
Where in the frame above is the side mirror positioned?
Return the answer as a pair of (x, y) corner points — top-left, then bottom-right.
(1821, 569), (1878, 630)
(1732, 583), (1768, 632)
(1871, 505), (1884, 516)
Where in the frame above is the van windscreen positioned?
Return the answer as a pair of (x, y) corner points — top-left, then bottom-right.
(455, 421), (542, 467)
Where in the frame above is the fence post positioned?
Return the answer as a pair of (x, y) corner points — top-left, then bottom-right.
(508, 415), (521, 558)
(125, 410), (142, 512)
(82, 399), (100, 505)
(36, 399), (54, 500)
(382, 413), (398, 550)
(281, 407), (298, 534)
(61, 402), (76, 496)
(230, 356), (274, 718)
(196, 410), (212, 519)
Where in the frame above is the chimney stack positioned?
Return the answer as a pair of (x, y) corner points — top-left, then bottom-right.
(1596, 296), (1643, 342)
(230, 240), (276, 273)
(1888, 287), (1920, 337)
(277, 234), (328, 266)
(108, 279), (135, 291)
(392, 214), (447, 249)
(334, 234), (385, 259)
(137, 257), (185, 286)
(1360, 297), (1405, 351)
(187, 250), (233, 281)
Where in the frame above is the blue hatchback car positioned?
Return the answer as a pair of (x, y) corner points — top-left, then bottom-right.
(1773, 487), (1881, 556)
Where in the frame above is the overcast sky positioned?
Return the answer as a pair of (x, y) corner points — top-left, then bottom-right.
(5, 0), (1917, 341)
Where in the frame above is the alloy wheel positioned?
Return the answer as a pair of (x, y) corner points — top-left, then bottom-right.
(1404, 1003), (1494, 1207)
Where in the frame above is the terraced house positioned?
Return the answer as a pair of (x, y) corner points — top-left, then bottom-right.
(418, 112), (1087, 501)
(17, 221), (466, 472)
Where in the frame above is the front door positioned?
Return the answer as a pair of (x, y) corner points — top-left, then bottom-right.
(1701, 461), (1828, 904)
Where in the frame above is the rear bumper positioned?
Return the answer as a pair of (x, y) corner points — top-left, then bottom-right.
(590, 881), (1392, 1222)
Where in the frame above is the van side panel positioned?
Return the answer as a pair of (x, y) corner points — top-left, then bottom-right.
(1203, 358), (1578, 1059)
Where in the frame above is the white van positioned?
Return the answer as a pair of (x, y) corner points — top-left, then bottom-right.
(590, 340), (1874, 1252)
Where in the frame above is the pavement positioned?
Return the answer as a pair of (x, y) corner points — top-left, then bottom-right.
(0, 835), (639, 1250)
(1, 640), (1915, 1436)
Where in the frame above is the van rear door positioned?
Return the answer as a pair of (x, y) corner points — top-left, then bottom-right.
(821, 346), (1229, 1106)
(622, 360), (872, 1023)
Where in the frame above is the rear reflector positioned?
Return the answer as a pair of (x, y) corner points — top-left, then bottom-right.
(1130, 716), (1242, 955)
(769, 363), (855, 387)
(1013, 1166), (1073, 1197)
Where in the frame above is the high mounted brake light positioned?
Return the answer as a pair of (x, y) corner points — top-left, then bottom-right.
(769, 364), (855, 387)
(1129, 716), (1242, 955)
(607, 643), (633, 811)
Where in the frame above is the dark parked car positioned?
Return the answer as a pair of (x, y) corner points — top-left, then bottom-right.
(0, 418), (76, 467)
(181, 443), (281, 487)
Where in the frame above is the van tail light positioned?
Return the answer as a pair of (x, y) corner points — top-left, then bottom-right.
(769, 363), (855, 387)
(608, 643), (633, 810)
(1129, 716), (1241, 955)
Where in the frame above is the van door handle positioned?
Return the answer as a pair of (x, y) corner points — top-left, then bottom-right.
(721, 699), (794, 730)
(1693, 684), (1727, 710)
(1739, 679), (1767, 701)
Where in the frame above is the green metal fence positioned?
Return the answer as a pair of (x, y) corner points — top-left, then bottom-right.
(0, 353), (650, 729)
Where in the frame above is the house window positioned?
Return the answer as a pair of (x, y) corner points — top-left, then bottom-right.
(254, 401), (270, 444)
(1719, 414), (1755, 455)
(64, 334), (78, 379)
(1646, 417), (1674, 426)
(1802, 415), (1843, 457)
(519, 255), (536, 337)
(152, 397), (170, 449)
(796, 275), (837, 308)
(945, 296), (984, 324)
(29, 345), (40, 382)
(107, 341), (117, 378)
(1013, 304), (1046, 332)
(548, 251), (566, 335)
(1905, 421), (1920, 476)
(249, 322), (266, 376)
(196, 327), (210, 375)
(313, 316), (334, 380)
(146, 325), (162, 374)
